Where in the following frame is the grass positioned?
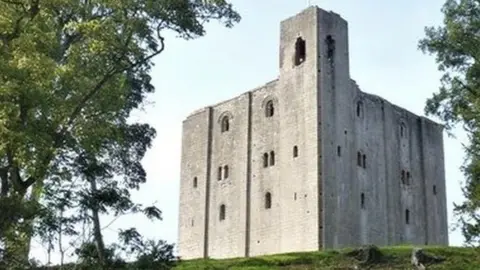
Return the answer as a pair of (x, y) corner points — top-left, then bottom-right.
(175, 246), (480, 269)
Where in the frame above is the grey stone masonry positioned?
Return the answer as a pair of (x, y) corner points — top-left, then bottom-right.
(177, 6), (449, 260)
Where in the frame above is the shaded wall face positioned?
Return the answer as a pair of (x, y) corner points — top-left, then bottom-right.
(178, 111), (210, 259)
(420, 120), (449, 245)
(322, 81), (449, 249)
(315, 10), (353, 248)
(354, 95), (388, 246)
(316, 9), (448, 249)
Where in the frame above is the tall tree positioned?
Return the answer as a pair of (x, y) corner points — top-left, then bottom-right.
(419, 0), (480, 246)
(0, 0), (240, 264)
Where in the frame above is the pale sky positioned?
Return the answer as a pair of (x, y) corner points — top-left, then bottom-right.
(32, 0), (468, 264)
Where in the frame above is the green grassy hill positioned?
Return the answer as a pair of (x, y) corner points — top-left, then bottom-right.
(175, 246), (480, 269)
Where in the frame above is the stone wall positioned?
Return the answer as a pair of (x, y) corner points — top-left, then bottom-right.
(177, 5), (448, 260)
(177, 109), (210, 259)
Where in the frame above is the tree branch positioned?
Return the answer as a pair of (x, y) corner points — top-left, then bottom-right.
(5, 147), (38, 193)
(454, 77), (480, 98)
(56, 30), (165, 144)
(0, 0), (39, 48)
(0, 166), (9, 196)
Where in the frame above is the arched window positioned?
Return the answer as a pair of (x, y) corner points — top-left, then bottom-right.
(217, 166), (222, 181)
(193, 177), (198, 188)
(361, 193), (365, 209)
(294, 37), (306, 66)
(265, 192), (272, 209)
(265, 100), (274, 117)
(400, 123), (406, 137)
(293, 146), (298, 158)
(223, 165), (229, 179)
(263, 153), (269, 168)
(357, 152), (362, 166)
(269, 151), (275, 166)
(219, 204), (226, 221)
(221, 116), (229, 132)
(405, 209), (410, 225)
(356, 101), (363, 118)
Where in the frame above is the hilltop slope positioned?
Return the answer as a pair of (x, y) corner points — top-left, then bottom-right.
(175, 246), (480, 269)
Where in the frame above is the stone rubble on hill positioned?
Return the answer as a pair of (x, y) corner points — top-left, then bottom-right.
(411, 247), (445, 270)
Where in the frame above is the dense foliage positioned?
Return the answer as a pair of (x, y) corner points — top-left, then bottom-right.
(419, 0), (480, 245)
(0, 0), (240, 268)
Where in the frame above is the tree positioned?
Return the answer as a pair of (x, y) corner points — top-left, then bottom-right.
(0, 0), (240, 265)
(419, 0), (480, 246)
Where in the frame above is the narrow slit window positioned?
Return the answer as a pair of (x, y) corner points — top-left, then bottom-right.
(294, 192), (297, 200)
(265, 192), (272, 209)
(293, 146), (298, 158)
(406, 171), (411, 185)
(220, 204), (226, 221)
(217, 166), (222, 180)
(400, 123), (406, 137)
(326, 35), (335, 60)
(356, 102), (363, 118)
(401, 170), (406, 184)
(357, 152), (362, 166)
(193, 177), (198, 188)
(269, 151), (275, 166)
(265, 100), (274, 117)
(337, 146), (341, 157)
(362, 154), (366, 169)
(294, 37), (306, 66)
(433, 185), (437, 195)
(361, 193), (365, 209)
(223, 165), (229, 179)
(405, 209), (410, 224)
(263, 153), (269, 168)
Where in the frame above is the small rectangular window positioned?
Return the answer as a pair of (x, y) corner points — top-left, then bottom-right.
(223, 165), (229, 179)
(269, 151), (275, 166)
(361, 193), (365, 209)
(265, 192), (272, 209)
(220, 204), (226, 221)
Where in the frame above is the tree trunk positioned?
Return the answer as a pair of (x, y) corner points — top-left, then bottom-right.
(89, 178), (107, 267)
(58, 210), (65, 266)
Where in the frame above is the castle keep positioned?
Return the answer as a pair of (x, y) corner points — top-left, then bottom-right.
(178, 6), (449, 259)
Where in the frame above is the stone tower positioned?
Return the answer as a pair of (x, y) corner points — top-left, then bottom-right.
(177, 6), (449, 260)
